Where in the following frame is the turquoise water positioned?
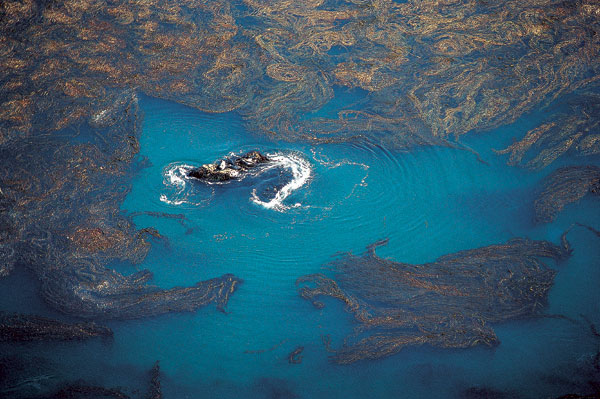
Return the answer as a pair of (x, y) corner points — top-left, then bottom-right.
(2, 93), (599, 398)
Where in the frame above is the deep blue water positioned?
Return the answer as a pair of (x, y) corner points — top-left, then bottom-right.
(2, 92), (599, 398)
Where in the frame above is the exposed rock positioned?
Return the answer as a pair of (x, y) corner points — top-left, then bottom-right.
(187, 151), (269, 182)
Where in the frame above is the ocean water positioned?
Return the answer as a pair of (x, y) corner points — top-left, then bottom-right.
(1, 91), (599, 398)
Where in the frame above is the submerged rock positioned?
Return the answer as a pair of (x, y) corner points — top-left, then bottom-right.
(187, 151), (269, 182)
(0, 312), (112, 342)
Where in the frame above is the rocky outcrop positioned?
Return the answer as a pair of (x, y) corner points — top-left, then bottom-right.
(187, 151), (269, 182)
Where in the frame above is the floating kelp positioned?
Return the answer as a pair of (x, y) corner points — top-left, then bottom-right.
(497, 96), (600, 169)
(534, 166), (600, 223)
(287, 346), (304, 364)
(0, 96), (241, 319)
(147, 362), (162, 399)
(0, 313), (112, 342)
(2, 0), (600, 148)
(297, 238), (569, 364)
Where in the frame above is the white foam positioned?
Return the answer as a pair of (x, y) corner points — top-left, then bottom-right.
(250, 152), (311, 212)
(159, 163), (197, 206)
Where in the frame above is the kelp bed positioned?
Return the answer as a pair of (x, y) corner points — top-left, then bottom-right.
(0, 0), (599, 397)
(534, 165), (600, 223)
(1, 0), (600, 159)
(0, 94), (241, 321)
(297, 238), (570, 364)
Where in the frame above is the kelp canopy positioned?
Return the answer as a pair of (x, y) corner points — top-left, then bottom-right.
(1, 0), (600, 159)
(0, 95), (241, 320)
(534, 165), (600, 223)
(297, 238), (570, 364)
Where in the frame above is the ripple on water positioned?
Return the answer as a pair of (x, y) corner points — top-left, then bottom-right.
(301, 138), (499, 263)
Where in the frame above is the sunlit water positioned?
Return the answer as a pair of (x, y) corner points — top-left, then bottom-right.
(1, 92), (599, 398)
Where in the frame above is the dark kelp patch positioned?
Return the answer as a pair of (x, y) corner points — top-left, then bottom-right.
(0, 312), (112, 342)
(297, 238), (569, 364)
(534, 166), (600, 223)
(1, 0), (600, 152)
(0, 96), (241, 320)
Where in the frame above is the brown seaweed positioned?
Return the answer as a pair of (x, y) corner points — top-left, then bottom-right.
(287, 346), (304, 364)
(534, 166), (600, 223)
(297, 238), (569, 364)
(147, 362), (162, 399)
(0, 96), (241, 320)
(1, 0), (599, 152)
(0, 313), (112, 342)
(497, 96), (600, 169)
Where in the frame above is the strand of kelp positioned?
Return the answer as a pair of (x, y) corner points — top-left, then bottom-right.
(297, 238), (570, 364)
(534, 165), (600, 223)
(0, 95), (241, 319)
(1, 0), (600, 164)
(496, 95), (600, 169)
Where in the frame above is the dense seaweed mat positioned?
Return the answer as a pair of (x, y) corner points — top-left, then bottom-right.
(497, 96), (600, 169)
(297, 238), (570, 364)
(0, 96), (241, 319)
(1, 0), (600, 159)
(534, 165), (600, 223)
(0, 313), (112, 342)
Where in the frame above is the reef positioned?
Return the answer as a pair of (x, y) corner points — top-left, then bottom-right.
(187, 151), (270, 182)
(534, 166), (600, 223)
(0, 0), (599, 152)
(297, 238), (569, 364)
(0, 312), (112, 342)
(0, 96), (241, 319)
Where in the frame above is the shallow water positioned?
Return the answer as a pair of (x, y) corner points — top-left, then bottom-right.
(2, 91), (598, 398)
